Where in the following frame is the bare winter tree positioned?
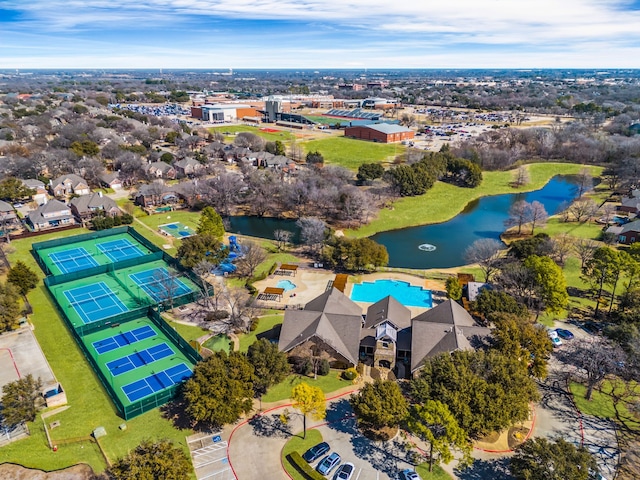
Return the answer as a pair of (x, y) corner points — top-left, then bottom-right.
(550, 233), (574, 266)
(504, 200), (530, 235)
(576, 167), (593, 197)
(224, 287), (261, 333)
(557, 337), (626, 400)
(512, 166), (530, 187)
(193, 260), (215, 307)
(297, 217), (326, 256)
(152, 269), (181, 310)
(568, 198), (599, 223)
(235, 241), (267, 279)
(463, 238), (504, 282)
(574, 239), (599, 269)
(526, 201), (548, 234)
(273, 230), (293, 251)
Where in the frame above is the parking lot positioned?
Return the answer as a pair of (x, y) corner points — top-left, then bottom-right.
(188, 432), (236, 480)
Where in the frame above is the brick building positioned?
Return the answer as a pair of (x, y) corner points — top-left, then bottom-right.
(344, 124), (414, 143)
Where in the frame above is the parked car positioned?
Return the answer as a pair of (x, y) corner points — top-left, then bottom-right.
(398, 469), (422, 480)
(303, 442), (330, 463)
(317, 452), (341, 475)
(548, 330), (562, 347)
(555, 328), (574, 340)
(334, 462), (355, 480)
(582, 321), (603, 335)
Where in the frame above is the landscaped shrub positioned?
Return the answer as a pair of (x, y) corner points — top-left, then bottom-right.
(318, 359), (330, 376)
(205, 310), (229, 322)
(268, 262), (278, 275)
(342, 368), (358, 381)
(297, 359), (313, 376)
(249, 318), (260, 331)
(287, 452), (326, 480)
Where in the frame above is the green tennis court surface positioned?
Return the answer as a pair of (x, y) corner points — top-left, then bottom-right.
(36, 232), (153, 275)
(82, 318), (194, 408)
(159, 222), (196, 238)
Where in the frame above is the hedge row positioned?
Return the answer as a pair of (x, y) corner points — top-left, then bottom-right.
(287, 452), (326, 480)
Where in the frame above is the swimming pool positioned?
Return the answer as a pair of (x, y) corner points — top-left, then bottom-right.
(276, 279), (297, 292)
(350, 279), (432, 308)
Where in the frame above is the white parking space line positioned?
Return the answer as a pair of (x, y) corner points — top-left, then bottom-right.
(354, 467), (363, 480)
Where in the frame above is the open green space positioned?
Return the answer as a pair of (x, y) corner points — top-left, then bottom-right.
(116, 198), (147, 218)
(166, 319), (209, 343)
(303, 115), (349, 126)
(136, 210), (200, 231)
(238, 313), (283, 352)
(282, 428), (323, 480)
(203, 334), (232, 353)
(2, 230), (194, 473)
(416, 464), (453, 480)
(539, 217), (604, 240)
(209, 125), (296, 143)
(300, 136), (403, 170)
(262, 372), (352, 404)
(570, 380), (640, 430)
(349, 163), (603, 238)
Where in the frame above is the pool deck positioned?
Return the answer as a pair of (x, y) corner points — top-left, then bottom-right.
(253, 268), (443, 314)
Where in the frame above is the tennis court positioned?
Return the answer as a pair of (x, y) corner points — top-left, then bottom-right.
(49, 247), (99, 274)
(92, 325), (157, 355)
(63, 282), (129, 324)
(97, 238), (146, 263)
(106, 343), (174, 376)
(122, 363), (192, 402)
(129, 267), (192, 303)
(36, 231), (155, 275)
(159, 222), (196, 239)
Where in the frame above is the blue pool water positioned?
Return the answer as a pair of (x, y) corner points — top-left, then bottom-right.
(350, 280), (433, 308)
(276, 280), (297, 292)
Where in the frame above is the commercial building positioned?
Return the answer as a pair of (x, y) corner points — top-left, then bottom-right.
(344, 124), (415, 143)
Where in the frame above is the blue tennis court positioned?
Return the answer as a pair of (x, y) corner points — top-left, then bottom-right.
(63, 282), (129, 324)
(122, 363), (193, 402)
(129, 267), (191, 303)
(49, 247), (99, 274)
(93, 325), (157, 355)
(97, 238), (146, 263)
(106, 343), (175, 376)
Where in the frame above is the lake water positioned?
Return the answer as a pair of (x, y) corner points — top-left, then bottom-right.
(226, 216), (301, 243)
(369, 176), (579, 269)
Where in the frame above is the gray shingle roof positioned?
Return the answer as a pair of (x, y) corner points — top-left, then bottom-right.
(50, 174), (88, 189)
(619, 220), (640, 234)
(364, 296), (411, 330)
(279, 289), (363, 366)
(70, 193), (118, 214)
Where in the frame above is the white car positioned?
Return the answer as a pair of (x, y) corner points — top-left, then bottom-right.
(548, 330), (563, 347)
(334, 462), (355, 480)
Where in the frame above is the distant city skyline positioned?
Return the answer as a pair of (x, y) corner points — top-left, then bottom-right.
(2, 0), (640, 69)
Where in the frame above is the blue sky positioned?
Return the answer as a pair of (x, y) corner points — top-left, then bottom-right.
(1, 0), (640, 69)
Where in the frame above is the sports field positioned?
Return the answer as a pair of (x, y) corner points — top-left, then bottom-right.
(81, 317), (194, 408)
(36, 232), (153, 275)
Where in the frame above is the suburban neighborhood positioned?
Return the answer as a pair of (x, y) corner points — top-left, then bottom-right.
(0, 66), (639, 480)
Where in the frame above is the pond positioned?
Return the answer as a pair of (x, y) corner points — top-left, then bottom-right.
(369, 176), (580, 269)
(225, 216), (301, 243)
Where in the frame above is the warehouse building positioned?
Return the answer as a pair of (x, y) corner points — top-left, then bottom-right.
(344, 124), (415, 143)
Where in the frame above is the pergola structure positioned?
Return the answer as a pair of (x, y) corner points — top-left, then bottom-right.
(276, 264), (299, 276)
(259, 287), (285, 301)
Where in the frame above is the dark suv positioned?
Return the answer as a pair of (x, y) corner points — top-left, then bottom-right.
(302, 442), (330, 463)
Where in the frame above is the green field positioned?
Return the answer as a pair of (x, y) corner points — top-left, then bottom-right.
(238, 314), (283, 352)
(203, 334), (232, 353)
(281, 429), (323, 480)
(570, 380), (640, 430)
(262, 372), (352, 404)
(209, 125), (296, 143)
(349, 163), (604, 238)
(1, 230), (194, 473)
(301, 136), (403, 170)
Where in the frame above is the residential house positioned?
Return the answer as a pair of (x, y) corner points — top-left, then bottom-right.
(174, 158), (204, 178)
(617, 196), (640, 216)
(134, 183), (179, 207)
(278, 288), (363, 369)
(610, 219), (640, 244)
(21, 179), (48, 205)
(410, 300), (490, 375)
(278, 289), (490, 377)
(49, 174), (91, 197)
(70, 192), (120, 222)
(0, 200), (20, 232)
(99, 172), (123, 190)
(26, 199), (75, 231)
(146, 162), (177, 180)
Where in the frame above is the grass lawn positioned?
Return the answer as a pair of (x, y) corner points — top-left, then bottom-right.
(209, 125), (296, 143)
(570, 380), (640, 430)
(349, 163), (603, 238)
(2, 230), (194, 473)
(238, 313), (283, 352)
(203, 334), (232, 353)
(540, 217), (604, 240)
(281, 429), (323, 480)
(116, 197), (146, 218)
(416, 463), (453, 480)
(300, 136), (403, 170)
(166, 319), (209, 343)
(135, 209), (200, 230)
(262, 372), (353, 404)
